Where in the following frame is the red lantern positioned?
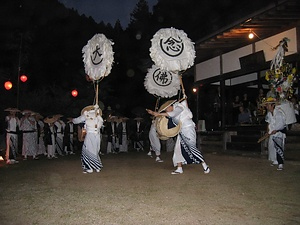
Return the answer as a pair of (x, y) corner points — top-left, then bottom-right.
(71, 89), (78, 97)
(20, 75), (28, 82)
(4, 81), (13, 90)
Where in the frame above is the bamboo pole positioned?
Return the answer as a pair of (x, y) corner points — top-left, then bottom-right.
(95, 81), (99, 105)
(155, 97), (160, 112)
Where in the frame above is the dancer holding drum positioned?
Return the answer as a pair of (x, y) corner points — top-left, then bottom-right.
(146, 99), (210, 175)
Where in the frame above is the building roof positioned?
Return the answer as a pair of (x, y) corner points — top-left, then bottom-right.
(195, 0), (300, 63)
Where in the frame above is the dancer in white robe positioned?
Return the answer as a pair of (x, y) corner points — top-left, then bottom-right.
(147, 99), (210, 175)
(73, 105), (104, 173)
(263, 98), (287, 170)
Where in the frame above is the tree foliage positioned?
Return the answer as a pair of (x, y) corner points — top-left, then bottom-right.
(0, 0), (277, 119)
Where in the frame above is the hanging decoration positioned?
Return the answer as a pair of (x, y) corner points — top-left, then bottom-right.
(144, 65), (180, 98)
(82, 33), (114, 81)
(4, 81), (13, 90)
(149, 27), (195, 72)
(265, 37), (297, 100)
(71, 89), (78, 97)
(20, 75), (28, 82)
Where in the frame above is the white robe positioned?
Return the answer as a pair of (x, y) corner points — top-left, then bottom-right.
(149, 120), (161, 156)
(167, 100), (204, 167)
(73, 110), (103, 171)
(20, 116), (38, 158)
(265, 107), (286, 163)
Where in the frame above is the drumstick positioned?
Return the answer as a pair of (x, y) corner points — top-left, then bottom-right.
(257, 133), (270, 143)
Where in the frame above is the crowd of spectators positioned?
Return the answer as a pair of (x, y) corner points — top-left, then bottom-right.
(3, 107), (152, 165)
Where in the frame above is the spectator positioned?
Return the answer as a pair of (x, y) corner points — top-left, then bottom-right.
(106, 116), (119, 154)
(131, 117), (146, 152)
(64, 118), (76, 155)
(232, 95), (242, 125)
(256, 88), (265, 108)
(20, 110), (38, 160)
(4, 108), (21, 164)
(43, 116), (58, 159)
(35, 113), (47, 157)
(54, 115), (66, 156)
(238, 106), (252, 124)
(118, 117), (129, 153)
(242, 93), (250, 110)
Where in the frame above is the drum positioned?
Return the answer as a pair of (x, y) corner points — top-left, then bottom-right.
(78, 127), (86, 142)
(157, 133), (169, 141)
(155, 116), (181, 140)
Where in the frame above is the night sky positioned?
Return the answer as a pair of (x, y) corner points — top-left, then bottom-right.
(58, 0), (158, 28)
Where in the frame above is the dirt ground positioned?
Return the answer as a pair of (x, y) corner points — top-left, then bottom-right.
(1, 145), (300, 225)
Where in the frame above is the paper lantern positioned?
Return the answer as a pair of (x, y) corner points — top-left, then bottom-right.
(20, 75), (28, 82)
(4, 81), (13, 90)
(71, 89), (78, 97)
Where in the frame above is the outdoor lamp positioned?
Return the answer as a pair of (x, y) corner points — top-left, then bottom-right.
(248, 32), (254, 39)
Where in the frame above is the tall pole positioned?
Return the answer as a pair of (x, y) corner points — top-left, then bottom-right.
(95, 82), (99, 105)
(16, 33), (23, 109)
(196, 89), (199, 123)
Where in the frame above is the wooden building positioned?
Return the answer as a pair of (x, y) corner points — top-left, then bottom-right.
(193, 0), (300, 131)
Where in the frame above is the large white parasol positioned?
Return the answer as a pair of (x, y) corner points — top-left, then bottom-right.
(149, 27), (195, 72)
(82, 33), (114, 107)
(82, 33), (114, 81)
(144, 64), (180, 98)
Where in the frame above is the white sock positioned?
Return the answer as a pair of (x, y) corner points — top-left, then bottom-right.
(201, 162), (208, 170)
(175, 167), (183, 173)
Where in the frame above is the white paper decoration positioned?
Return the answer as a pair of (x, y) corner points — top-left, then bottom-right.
(144, 64), (180, 98)
(150, 27), (196, 72)
(82, 34), (114, 81)
(276, 100), (297, 125)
